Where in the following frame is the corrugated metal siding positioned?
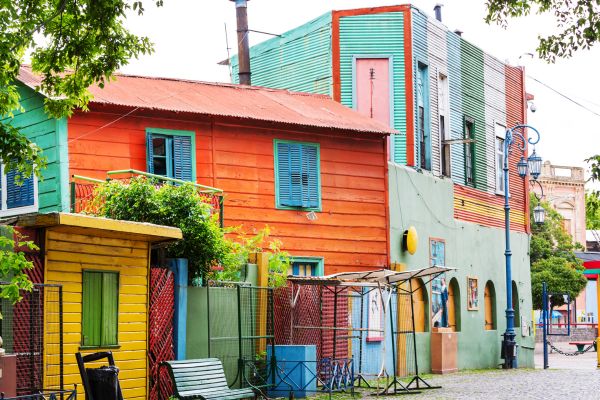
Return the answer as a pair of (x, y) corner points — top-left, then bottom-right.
(505, 65), (528, 231)
(339, 12), (407, 164)
(446, 32), (464, 184)
(232, 12), (333, 95)
(460, 39), (487, 190)
(411, 9), (428, 169)
(483, 53), (506, 194)
(426, 18), (448, 177)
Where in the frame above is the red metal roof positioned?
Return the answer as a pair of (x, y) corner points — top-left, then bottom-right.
(18, 66), (397, 135)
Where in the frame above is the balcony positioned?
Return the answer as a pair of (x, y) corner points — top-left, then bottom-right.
(70, 169), (224, 227)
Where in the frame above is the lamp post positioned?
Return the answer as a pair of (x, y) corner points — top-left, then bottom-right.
(501, 124), (543, 369)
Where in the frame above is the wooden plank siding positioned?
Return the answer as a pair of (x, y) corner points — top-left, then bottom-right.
(44, 228), (149, 400)
(67, 109), (389, 273)
(1, 85), (69, 212)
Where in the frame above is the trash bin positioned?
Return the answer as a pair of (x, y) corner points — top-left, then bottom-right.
(86, 366), (121, 400)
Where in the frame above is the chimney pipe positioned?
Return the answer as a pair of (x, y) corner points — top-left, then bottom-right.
(434, 4), (442, 22)
(231, 0), (251, 85)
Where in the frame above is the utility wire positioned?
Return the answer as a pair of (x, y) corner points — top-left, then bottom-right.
(527, 74), (600, 119)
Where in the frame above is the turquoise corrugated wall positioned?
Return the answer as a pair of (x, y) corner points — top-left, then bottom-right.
(411, 9), (428, 170)
(231, 12), (333, 95)
(460, 40), (487, 190)
(446, 32), (464, 184)
(1, 84), (69, 212)
(338, 12), (407, 164)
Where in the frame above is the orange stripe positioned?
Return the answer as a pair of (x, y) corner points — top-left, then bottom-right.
(332, 11), (341, 102)
(332, 4), (410, 18)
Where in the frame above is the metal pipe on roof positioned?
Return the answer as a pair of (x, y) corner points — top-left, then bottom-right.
(434, 4), (443, 22)
(231, 0), (251, 85)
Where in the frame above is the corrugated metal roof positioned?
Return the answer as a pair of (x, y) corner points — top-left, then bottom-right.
(18, 66), (397, 135)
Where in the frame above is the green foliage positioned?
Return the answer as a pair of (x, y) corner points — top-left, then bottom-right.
(89, 177), (289, 286)
(586, 192), (600, 229)
(529, 194), (587, 309)
(485, 0), (600, 62)
(0, 226), (35, 315)
(0, 0), (162, 178)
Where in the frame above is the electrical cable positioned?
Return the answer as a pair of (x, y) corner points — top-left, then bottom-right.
(527, 74), (600, 119)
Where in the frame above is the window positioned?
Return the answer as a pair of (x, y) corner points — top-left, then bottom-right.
(0, 164), (38, 216)
(463, 117), (475, 187)
(287, 257), (324, 277)
(484, 280), (496, 331)
(417, 63), (431, 170)
(274, 140), (321, 210)
(82, 271), (119, 347)
(495, 123), (506, 193)
(512, 281), (520, 325)
(438, 73), (451, 177)
(146, 129), (196, 181)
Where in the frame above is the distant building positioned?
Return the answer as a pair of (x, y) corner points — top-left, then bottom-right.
(587, 229), (600, 252)
(537, 161), (586, 247)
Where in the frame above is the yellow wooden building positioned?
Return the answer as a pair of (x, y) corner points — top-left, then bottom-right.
(17, 212), (182, 400)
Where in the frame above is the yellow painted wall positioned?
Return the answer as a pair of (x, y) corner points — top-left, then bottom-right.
(44, 227), (149, 400)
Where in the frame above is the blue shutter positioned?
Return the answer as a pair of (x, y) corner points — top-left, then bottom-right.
(146, 134), (154, 174)
(173, 135), (193, 181)
(277, 142), (295, 207)
(302, 145), (319, 208)
(289, 144), (303, 207)
(6, 169), (34, 209)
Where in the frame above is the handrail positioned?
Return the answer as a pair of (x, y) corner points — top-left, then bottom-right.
(106, 169), (223, 193)
(71, 174), (105, 184)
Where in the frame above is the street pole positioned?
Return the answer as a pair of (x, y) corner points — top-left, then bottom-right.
(542, 281), (548, 369)
(502, 136), (516, 369)
(597, 274), (599, 368)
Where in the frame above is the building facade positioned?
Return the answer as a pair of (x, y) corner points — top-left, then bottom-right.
(233, 4), (535, 369)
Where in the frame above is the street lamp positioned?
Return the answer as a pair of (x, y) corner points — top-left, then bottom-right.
(501, 124), (542, 369)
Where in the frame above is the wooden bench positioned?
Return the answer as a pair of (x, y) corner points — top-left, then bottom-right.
(161, 358), (256, 400)
(568, 341), (596, 352)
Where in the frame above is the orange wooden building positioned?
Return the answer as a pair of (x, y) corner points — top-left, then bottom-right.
(18, 67), (395, 275)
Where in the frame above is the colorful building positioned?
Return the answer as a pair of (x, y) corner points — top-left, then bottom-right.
(12, 66), (394, 276)
(232, 4), (535, 369)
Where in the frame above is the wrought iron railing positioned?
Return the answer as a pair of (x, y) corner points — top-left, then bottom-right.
(70, 170), (224, 227)
(1, 389), (77, 399)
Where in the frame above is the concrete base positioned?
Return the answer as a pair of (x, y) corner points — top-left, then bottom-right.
(431, 328), (458, 374)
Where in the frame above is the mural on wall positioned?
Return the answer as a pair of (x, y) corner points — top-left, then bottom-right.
(367, 289), (383, 341)
(467, 276), (479, 310)
(430, 239), (447, 327)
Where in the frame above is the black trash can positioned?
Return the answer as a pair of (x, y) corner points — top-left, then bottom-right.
(86, 365), (121, 400)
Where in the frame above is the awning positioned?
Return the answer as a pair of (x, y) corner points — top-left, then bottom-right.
(287, 266), (456, 287)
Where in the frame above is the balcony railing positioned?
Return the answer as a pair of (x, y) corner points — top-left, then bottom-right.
(70, 169), (224, 227)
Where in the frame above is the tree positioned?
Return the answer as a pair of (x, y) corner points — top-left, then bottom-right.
(1, 1), (162, 179)
(485, 0), (600, 62)
(586, 192), (600, 229)
(0, 227), (37, 314)
(529, 194), (587, 309)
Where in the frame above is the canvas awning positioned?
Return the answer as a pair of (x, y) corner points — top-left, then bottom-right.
(287, 266), (455, 287)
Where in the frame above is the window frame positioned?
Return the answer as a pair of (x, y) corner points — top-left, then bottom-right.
(0, 163), (39, 217)
(288, 256), (325, 277)
(495, 122), (506, 195)
(81, 270), (120, 349)
(273, 139), (322, 212)
(145, 128), (197, 182)
(438, 72), (451, 178)
(463, 116), (476, 187)
(416, 61), (431, 171)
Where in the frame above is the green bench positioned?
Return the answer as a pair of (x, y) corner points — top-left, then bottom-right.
(161, 358), (257, 400)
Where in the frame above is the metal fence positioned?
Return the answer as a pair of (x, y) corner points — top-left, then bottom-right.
(206, 282), (275, 392)
(0, 283), (63, 396)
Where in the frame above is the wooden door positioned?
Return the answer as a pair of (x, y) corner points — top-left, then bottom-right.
(411, 278), (426, 332)
(448, 282), (456, 331)
(484, 283), (494, 330)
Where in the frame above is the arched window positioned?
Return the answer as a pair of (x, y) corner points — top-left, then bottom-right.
(411, 278), (429, 332)
(448, 278), (461, 332)
(512, 281), (520, 326)
(484, 281), (496, 331)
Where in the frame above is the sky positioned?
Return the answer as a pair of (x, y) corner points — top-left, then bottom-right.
(120, 0), (600, 186)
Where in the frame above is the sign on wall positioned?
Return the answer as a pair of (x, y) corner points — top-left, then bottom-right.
(367, 289), (383, 341)
(430, 238), (447, 328)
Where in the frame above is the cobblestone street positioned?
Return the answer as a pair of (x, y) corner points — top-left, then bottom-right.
(347, 342), (599, 399)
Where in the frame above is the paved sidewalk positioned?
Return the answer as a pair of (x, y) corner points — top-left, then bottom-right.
(534, 340), (597, 370)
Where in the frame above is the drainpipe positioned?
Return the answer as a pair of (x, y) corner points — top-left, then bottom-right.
(231, 0), (251, 85)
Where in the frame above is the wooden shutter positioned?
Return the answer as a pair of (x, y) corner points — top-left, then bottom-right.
(146, 134), (155, 174)
(448, 282), (456, 331)
(101, 272), (119, 346)
(173, 135), (193, 181)
(82, 272), (102, 346)
(302, 145), (319, 208)
(6, 169), (34, 209)
(277, 142), (300, 207)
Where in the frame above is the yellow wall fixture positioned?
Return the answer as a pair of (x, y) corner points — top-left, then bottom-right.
(403, 226), (418, 255)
